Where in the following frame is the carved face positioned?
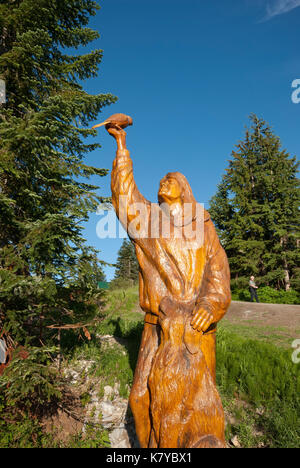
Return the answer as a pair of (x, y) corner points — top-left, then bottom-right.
(158, 177), (182, 205)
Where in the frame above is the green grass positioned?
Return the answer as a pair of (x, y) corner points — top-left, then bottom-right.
(0, 417), (110, 448)
(216, 326), (300, 447)
(96, 289), (300, 448)
(217, 326), (300, 403)
(64, 287), (143, 400)
(89, 288), (300, 447)
(97, 286), (142, 335)
(93, 287), (143, 399)
(2, 286), (299, 447)
(220, 319), (297, 349)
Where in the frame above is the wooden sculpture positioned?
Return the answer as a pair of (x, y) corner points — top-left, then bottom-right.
(93, 113), (231, 448)
(92, 113), (133, 131)
(148, 297), (225, 448)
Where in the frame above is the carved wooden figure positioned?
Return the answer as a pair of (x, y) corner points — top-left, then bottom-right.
(92, 113), (133, 131)
(93, 114), (231, 448)
(148, 297), (225, 448)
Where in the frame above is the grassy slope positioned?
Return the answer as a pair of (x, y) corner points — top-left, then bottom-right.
(1, 287), (299, 448)
(92, 287), (300, 448)
(221, 319), (300, 349)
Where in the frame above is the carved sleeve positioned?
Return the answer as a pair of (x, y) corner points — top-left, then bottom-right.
(111, 149), (151, 236)
(195, 220), (231, 323)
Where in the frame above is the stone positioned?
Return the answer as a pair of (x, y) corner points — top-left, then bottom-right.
(109, 428), (131, 449)
(99, 399), (127, 428)
(113, 382), (120, 394)
(255, 407), (265, 416)
(231, 435), (241, 448)
(103, 385), (114, 400)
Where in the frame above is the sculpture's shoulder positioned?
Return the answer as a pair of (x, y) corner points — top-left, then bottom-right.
(203, 209), (224, 256)
(204, 209), (211, 223)
(203, 210), (216, 239)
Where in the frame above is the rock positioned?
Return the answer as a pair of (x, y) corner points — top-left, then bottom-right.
(64, 357), (139, 447)
(113, 382), (120, 395)
(224, 410), (237, 426)
(109, 428), (131, 448)
(103, 385), (114, 400)
(231, 435), (241, 448)
(96, 334), (128, 349)
(99, 399), (128, 428)
(64, 359), (95, 384)
(96, 334), (113, 342)
(65, 370), (80, 383)
(100, 400), (114, 417)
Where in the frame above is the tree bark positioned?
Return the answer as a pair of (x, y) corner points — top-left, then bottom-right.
(283, 257), (290, 291)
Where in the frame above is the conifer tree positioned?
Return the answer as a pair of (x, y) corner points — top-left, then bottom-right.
(0, 0), (116, 349)
(113, 239), (139, 286)
(209, 115), (299, 291)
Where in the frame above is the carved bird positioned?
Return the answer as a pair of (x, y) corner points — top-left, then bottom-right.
(92, 113), (133, 131)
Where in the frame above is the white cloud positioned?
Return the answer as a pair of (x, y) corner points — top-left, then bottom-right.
(264, 0), (300, 20)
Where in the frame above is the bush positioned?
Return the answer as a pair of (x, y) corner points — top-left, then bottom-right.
(0, 346), (63, 415)
(0, 416), (52, 448)
(231, 286), (300, 304)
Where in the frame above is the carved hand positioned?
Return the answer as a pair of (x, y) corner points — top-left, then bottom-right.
(106, 126), (127, 151)
(190, 306), (214, 332)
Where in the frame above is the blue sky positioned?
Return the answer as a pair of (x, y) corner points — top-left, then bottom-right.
(80, 0), (300, 280)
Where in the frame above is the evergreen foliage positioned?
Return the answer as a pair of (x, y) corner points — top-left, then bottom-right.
(209, 115), (300, 291)
(111, 239), (139, 287)
(0, 0), (115, 410)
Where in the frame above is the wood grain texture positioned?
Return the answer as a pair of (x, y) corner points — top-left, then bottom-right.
(148, 297), (225, 448)
(103, 118), (231, 448)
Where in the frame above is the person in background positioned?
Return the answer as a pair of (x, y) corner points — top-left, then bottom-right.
(249, 276), (259, 303)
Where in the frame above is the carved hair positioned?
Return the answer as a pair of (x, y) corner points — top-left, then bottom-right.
(160, 172), (196, 205)
(159, 172), (210, 225)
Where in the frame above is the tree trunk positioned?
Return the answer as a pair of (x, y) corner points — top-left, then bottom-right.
(281, 237), (291, 291)
(283, 258), (290, 291)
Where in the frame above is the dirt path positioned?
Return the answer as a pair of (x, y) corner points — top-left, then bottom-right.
(226, 301), (300, 331)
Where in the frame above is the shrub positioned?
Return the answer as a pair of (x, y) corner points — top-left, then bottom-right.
(0, 346), (63, 415)
(231, 286), (300, 304)
(0, 416), (52, 448)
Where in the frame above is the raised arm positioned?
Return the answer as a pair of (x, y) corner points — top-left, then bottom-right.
(108, 127), (151, 237)
(191, 218), (231, 333)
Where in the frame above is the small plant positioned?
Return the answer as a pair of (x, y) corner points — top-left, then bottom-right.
(0, 415), (55, 448)
(80, 392), (91, 408)
(66, 425), (110, 448)
(231, 286), (300, 304)
(0, 346), (63, 415)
